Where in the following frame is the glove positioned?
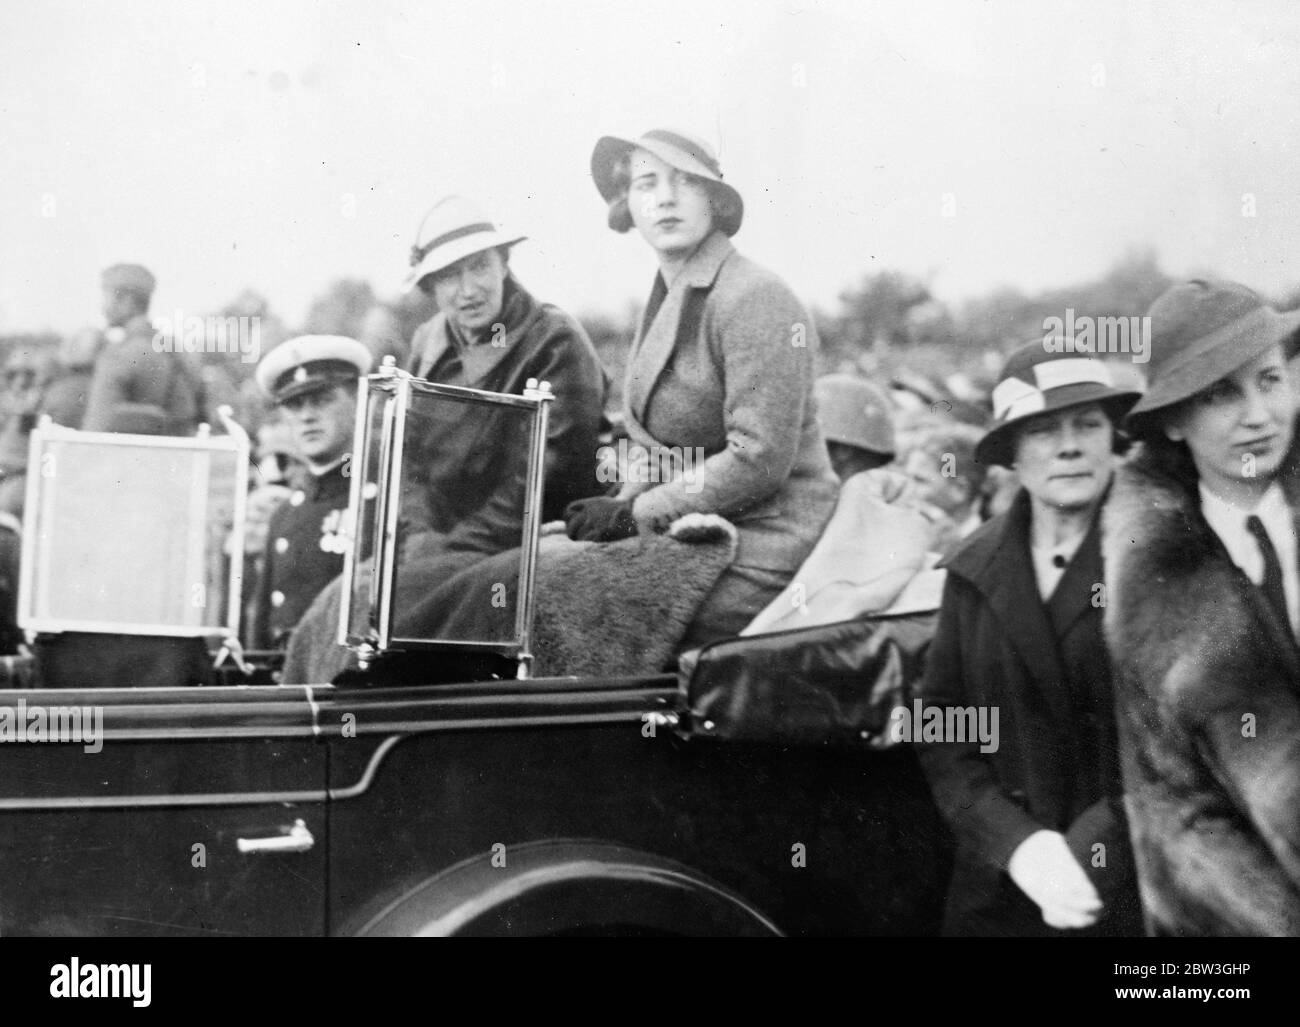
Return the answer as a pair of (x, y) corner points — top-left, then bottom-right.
(1007, 829), (1103, 930)
(563, 496), (638, 542)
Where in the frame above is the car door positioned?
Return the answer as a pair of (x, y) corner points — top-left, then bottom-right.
(0, 683), (327, 937)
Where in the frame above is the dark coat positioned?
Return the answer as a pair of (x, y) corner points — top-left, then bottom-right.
(252, 462), (350, 649)
(1103, 438), (1300, 936)
(917, 488), (1142, 936)
(81, 315), (204, 436)
(404, 273), (607, 554)
(280, 276), (608, 679)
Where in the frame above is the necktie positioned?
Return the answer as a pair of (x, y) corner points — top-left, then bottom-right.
(1245, 515), (1291, 633)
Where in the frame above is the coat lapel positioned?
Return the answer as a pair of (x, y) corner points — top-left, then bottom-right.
(409, 275), (542, 388)
(625, 231), (735, 425)
(1212, 521), (1300, 682)
(948, 491), (1073, 730)
(626, 279), (686, 424)
(1122, 439), (1300, 687)
(1045, 494), (1106, 641)
(409, 313), (450, 379)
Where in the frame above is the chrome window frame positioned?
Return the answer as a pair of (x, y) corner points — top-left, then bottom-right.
(16, 410), (250, 641)
(337, 363), (553, 679)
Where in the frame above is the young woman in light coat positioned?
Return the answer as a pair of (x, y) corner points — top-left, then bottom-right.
(567, 128), (839, 648)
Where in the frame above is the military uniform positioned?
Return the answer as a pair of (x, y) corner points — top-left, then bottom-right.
(250, 334), (372, 649)
(252, 462), (351, 648)
(84, 265), (204, 436)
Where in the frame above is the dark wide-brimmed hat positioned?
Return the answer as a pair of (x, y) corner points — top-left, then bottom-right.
(255, 335), (372, 405)
(975, 341), (1142, 468)
(1125, 278), (1300, 437)
(590, 128), (744, 236)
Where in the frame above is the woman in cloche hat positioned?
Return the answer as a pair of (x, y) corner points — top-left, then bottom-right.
(916, 341), (1144, 937)
(279, 195), (608, 683)
(566, 128), (839, 647)
(1101, 278), (1300, 936)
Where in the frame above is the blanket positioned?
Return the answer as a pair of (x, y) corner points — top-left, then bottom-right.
(281, 514), (738, 684)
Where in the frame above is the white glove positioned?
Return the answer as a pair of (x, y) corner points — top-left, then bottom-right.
(1007, 829), (1103, 929)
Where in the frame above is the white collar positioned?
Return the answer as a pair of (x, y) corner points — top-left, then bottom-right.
(1199, 480), (1289, 534)
(1198, 480), (1298, 631)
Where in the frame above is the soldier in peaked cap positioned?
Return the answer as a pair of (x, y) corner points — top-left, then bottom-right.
(83, 263), (204, 435)
(251, 336), (371, 648)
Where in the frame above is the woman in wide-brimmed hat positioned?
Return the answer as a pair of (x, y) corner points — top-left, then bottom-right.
(1101, 278), (1300, 936)
(565, 127), (839, 647)
(916, 341), (1145, 937)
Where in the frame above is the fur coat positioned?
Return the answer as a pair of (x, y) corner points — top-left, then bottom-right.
(1102, 438), (1300, 936)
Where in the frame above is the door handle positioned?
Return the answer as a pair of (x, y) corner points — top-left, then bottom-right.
(237, 818), (314, 854)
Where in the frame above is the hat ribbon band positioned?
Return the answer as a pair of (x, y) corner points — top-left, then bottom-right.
(641, 129), (723, 177)
(991, 358), (1113, 421)
(409, 221), (497, 268)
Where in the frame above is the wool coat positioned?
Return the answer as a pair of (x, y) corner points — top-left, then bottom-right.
(1103, 438), (1300, 936)
(81, 315), (204, 435)
(918, 487), (1143, 936)
(616, 231), (838, 642)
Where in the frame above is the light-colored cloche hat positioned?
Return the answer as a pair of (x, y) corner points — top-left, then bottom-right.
(255, 335), (372, 405)
(403, 195), (527, 292)
(590, 128), (744, 237)
(975, 341), (1142, 468)
(1124, 278), (1300, 438)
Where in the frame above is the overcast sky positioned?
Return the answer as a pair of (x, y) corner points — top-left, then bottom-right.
(2, 0), (1298, 334)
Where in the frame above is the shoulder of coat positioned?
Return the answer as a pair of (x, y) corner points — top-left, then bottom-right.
(707, 258), (809, 342)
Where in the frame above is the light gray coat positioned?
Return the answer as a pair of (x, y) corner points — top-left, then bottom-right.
(618, 230), (838, 575)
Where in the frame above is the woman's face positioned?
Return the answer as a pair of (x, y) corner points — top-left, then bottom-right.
(1164, 345), (1295, 494)
(423, 247), (508, 339)
(626, 147), (715, 261)
(1012, 401), (1115, 511)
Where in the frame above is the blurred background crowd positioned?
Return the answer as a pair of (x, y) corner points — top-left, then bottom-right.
(1, 247), (1297, 642)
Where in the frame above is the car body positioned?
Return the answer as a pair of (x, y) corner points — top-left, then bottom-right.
(0, 661), (948, 936)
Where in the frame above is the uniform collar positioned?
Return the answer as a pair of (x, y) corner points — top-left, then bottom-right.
(304, 457), (349, 500)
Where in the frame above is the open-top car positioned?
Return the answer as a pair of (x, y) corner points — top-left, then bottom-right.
(0, 367), (948, 936)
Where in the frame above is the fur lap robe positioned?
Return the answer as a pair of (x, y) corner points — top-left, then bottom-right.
(282, 514), (739, 684)
(1102, 438), (1300, 936)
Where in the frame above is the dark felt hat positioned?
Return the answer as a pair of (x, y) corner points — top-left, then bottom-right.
(1125, 279), (1300, 437)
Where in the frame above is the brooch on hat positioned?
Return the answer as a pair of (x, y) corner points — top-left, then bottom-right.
(410, 242), (432, 268)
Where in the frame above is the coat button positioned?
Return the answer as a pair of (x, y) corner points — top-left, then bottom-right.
(289, 490), (305, 507)
(275, 537), (289, 554)
(270, 590), (285, 608)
